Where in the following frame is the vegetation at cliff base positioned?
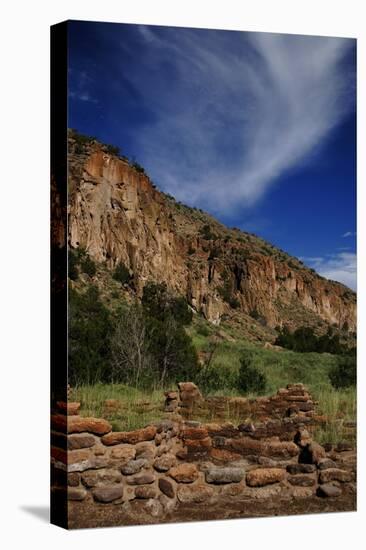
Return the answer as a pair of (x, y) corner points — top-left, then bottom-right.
(69, 282), (199, 388)
(237, 355), (267, 394)
(275, 325), (353, 354)
(112, 261), (131, 285)
(329, 351), (356, 389)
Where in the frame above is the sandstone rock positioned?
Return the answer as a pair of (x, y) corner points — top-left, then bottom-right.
(164, 391), (178, 401)
(243, 484), (283, 499)
(158, 478), (175, 498)
(68, 454), (108, 473)
(287, 383), (306, 391)
(210, 448), (242, 463)
(93, 446), (106, 456)
(153, 454), (176, 472)
(288, 475), (315, 487)
(126, 473), (155, 485)
(317, 458), (337, 470)
(156, 441), (173, 457)
(184, 437), (212, 456)
(154, 433), (164, 446)
(102, 426), (157, 445)
(226, 437), (264, 456)
(183, 420), (202, 427)
(317, 483), (342, 498)
(68, 434), (96, 450)
(81, 469), (122, 488)
(286, 463), (316, 475)
(246, 468), (285, 487)
(266, 441), (299, 459)
(178, 382), (200, 392)
(181, 427), (208, 440)
(205, 422), (239, 438)
(176, 449), (188, 460)
(68, 487), (87, 501)
(135, 442), (156, 460)
(67, 473), (80, 487)
(251, 456), (279, 467)
(177, 484), (214, 503)
(134, 486), (157, 499)
(68, 416), (112, 435)
(92, 485), (124, 503)
(205, 467), (244, 484)
(110, 444), (136, 462)
(154, 419), (175, 433)
(318, 468), (352, 484)
(169, 463), (199, 483)
(121, 458), (148, 475)
(286, 395), (310, 402)
(67, 450), (92, 464)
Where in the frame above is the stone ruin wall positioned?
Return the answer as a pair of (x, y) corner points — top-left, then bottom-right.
(51, 383), (356, 526)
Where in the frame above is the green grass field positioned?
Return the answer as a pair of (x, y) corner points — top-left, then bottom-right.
(72, 319), (356, 443)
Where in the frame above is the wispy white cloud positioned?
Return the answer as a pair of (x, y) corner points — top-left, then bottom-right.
(69, 90), (98, 103)
(124, 27), (355, 215)
(302, 252), (356, 290)
(342, 231), (356, 238)
(68, 69), (99, 104)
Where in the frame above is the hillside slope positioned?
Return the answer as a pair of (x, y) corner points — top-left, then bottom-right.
(67, 131), (356, 340)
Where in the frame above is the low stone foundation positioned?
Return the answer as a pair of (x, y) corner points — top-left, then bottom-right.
(51, 383), (356, 529)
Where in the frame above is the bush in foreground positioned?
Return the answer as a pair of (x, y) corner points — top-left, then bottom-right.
(237, 355), (267, 394)
(329, 352), (356, 389)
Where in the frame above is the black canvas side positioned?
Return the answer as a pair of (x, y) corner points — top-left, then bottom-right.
(50, 20), (68, 530)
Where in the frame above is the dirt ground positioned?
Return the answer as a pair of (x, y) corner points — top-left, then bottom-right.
(68, 486), (356, 530)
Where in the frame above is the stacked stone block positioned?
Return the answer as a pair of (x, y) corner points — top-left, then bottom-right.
(51, 383), (356, 526)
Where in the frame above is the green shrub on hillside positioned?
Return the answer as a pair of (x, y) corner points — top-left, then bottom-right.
(69, 281), (198, 388)
(142, 282), (192, 325)
(229, 296), (240, 309)
(132, 160), (145, 174)
(110, 282), (198, 387)
(80, 255), (97, 277)
(236, 354), (267, 394)
(105, 144), (120, 156)
(69, 286), (113, 385)
(275, 325), (351, 354)
(329, 352), (356, 389)
(113, 262), (131, 285)
(199, 224), (217, 240)
(68, 247), (96, 278)
(68, 249), (79, 280)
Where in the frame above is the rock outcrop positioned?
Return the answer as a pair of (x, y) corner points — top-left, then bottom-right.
(67, 133), (356, 335)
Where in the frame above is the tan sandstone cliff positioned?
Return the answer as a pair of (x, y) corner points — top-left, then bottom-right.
(67, 133), (356, 336)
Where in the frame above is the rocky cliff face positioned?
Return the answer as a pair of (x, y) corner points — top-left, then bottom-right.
(67, 134), (356, 335)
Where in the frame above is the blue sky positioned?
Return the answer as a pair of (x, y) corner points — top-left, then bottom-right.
(68, 21), (356, 290)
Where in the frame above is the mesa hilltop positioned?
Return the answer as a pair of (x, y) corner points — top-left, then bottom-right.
(65, 129), (356, 343)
